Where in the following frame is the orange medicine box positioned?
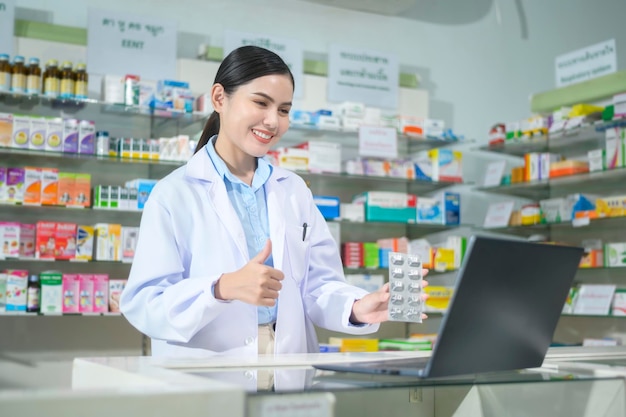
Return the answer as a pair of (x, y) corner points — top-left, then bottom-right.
(57, 172), (75, 206)
(36, 221), (56, 259)
(549, 160), (589, 178)
(72, 173), (91, 207)
(23, 167), (42, 205)
(41, 168), (59, 205)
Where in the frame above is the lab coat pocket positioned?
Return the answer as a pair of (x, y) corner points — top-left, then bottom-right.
(285, 224), (311, 284)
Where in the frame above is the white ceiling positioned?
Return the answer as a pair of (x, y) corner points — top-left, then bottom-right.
(299, 0), (494, 25)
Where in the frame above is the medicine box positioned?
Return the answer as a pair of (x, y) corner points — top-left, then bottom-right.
(5, 270), (28, 311)
(78, 274), (94, 313)
(313, 195), (340, 219)
(40, 271), (63, 314)
(11, 115), (30, 149)
(62, 274), (80, 313)
(29, 117), (47, 151)
(6, 167), (25, 204)
(92, 274), (109, 313)
(428, 149), (462, 182)
(19, 223), (35, 258)
(0, 222), (20, 258)
(353, 191), (417, 223)
(605, 243), (626, 267)
(76, 225), (94, 261)
(45, 117), (63, 152)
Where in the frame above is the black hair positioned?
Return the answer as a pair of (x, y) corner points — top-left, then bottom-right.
(194, 46), (295, 154)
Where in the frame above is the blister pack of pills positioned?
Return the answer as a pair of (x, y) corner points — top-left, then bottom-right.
(387, 252), (423, 323)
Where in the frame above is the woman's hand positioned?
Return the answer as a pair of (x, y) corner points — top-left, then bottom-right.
(214, 240), (285, 306)
(349, 269), (430, 324)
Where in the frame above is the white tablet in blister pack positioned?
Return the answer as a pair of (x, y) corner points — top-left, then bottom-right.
(388, 252), (423, 323)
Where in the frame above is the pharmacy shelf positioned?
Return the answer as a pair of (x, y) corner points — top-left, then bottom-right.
(481, 216), (626, 236)
(283, 124), (465, 154)
(0, 91), (209, 138)
(0, 257), (132, 277)
(477, 120), (615, 157)
(476, 166), (626, 200)
(0, 146), (186, 167)
(298, 171), (465, 195)
(0, 203), (143, 225)
(0, 311), (123, 317)
(333, 220), (462, 241)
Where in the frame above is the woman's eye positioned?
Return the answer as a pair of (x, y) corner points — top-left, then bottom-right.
(279, 108), (290, 115)
(255, 101), (267, 107)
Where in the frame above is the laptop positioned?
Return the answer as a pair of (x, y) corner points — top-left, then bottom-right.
(314, 235), (583, 379)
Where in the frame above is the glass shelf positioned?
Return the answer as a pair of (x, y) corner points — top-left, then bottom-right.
(561, 314), (626, 319)
(297, 170), (464, 194)
(0, 146), (186, 168)
(282, 124), (464, 154)
(477, 120), (618, 157)
(480, 216), (626, 236)
(0, 91), (209, 139)
(476, 166), (626, 200)
(0, 311), (123, 317)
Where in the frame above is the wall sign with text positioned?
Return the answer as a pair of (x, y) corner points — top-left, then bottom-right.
(87, 8), (177, 80)
(328, 44), (399, 109)
(0, 0), (15, 56)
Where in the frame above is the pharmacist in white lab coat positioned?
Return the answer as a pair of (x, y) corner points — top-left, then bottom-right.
(120, 46), (429, 358)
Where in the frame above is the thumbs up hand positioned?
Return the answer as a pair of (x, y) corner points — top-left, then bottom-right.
(214, 239), (285, 306)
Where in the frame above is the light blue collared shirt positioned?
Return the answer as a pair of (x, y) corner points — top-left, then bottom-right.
(206, 136), (277, 324)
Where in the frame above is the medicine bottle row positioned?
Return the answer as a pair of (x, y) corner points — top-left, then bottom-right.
(0, 54), (89, 99)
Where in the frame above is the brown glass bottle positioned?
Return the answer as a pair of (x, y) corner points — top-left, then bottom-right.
(0, 53), (11, 92)
(43, 59), (60, 98)
(59, 61), (75, 99)
(26, 57), (42, 95)
(10, 55), (26, 93)
(74, 63), (88, 99)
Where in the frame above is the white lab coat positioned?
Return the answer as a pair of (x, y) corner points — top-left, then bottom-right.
(120, 148), (379, 358)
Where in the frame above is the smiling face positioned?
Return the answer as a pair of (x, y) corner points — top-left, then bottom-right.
(212, 74), (293, 171)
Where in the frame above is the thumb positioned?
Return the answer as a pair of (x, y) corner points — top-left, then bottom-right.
(252, 239), (272, 264)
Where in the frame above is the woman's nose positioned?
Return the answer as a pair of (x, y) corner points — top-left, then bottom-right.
(263, 110), (278, 130)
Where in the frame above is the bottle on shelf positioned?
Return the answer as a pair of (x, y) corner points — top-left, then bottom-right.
(74, 63), (88, 99)
(59, 61), (75, 99)
(10, 55), (27, 94)
(26, 57), (42, 95)
(0, 53), (11, 92)
(26, 274), (40, 313)
(43, 59), (61, 98)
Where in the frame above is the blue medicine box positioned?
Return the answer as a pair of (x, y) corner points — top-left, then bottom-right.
(314, 195), (340, 219)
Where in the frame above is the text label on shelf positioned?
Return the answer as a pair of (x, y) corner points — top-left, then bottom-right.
(87, 8), (177, 80)
(358, 126), (398, 159)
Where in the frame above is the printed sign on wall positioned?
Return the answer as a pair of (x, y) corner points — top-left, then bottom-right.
(328, 43), (399, 109)
(555, 39), (617, 87)
(223, 30), (303, 99)
(0, 0), (15, 56)
(87, 8), (177, 80)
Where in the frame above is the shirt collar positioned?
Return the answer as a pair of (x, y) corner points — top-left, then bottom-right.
(205, 135), (273, 190)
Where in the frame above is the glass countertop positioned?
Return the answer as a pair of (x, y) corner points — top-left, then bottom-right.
(181, 364), (618, 394)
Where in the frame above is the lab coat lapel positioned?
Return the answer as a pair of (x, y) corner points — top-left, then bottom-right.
(266, 174), (287, 270)
(185, 150), (248, 259)
(208, 181), (248, 259)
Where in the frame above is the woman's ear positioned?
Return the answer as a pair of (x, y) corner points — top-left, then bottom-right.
(211, 83), (226, 112)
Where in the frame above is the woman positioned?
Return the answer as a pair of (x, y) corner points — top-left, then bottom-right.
(120, 45), (428, 358)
